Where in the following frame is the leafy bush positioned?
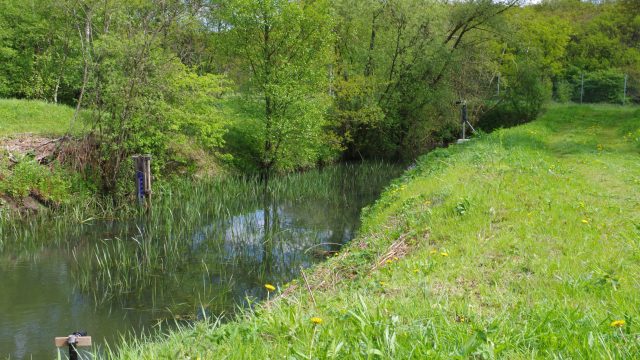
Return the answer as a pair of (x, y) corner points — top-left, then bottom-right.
(566, 69), (626, 103)
(555, 80), (574, 103)
(478, 63), (551, 131)
(0, 156), (88, 205)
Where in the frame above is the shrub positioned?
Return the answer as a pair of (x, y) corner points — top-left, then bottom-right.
(478, 63), (551, 131)
(569, 69), (626, 103)
(0, 156), (89, 205)
(555, 80), (574, 103)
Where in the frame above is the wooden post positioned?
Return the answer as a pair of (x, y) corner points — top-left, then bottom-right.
(54, 333), (91, 360)
(132, 154), (152, 210)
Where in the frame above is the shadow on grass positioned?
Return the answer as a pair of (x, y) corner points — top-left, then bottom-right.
(495, 105), (640, 157)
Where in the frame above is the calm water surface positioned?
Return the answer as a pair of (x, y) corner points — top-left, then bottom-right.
(0, 163), (398, 359)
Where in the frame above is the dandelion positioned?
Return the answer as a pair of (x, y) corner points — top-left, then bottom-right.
(311, 317), (323, 325)
(610, 320), (626, 327)
(413, 269), (419, 273)
(430, 249), (437, 255)
(264, 284), (276, 292)
(386, 259), (393, 265)
(581, 219), (589, 224)
(393, 256), (399, 261)
(440, 252), (449, 257)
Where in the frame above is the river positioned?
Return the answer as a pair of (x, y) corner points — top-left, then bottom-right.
(0, 163), (399, 359)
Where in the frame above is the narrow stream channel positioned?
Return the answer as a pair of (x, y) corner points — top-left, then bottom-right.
(0, 163), (400, 359)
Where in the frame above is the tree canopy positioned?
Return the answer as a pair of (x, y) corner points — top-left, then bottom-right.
(0, 0), (637, 187)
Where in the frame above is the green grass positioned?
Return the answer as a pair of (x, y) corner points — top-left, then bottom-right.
(0, 98), (87, 136)
(104, 104), (640, 358)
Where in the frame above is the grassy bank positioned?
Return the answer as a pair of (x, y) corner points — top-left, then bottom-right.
(0, 98), (87, 136)
(109, 104), (640, 359)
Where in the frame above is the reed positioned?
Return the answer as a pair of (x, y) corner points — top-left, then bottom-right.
(1, 162), (401, 327)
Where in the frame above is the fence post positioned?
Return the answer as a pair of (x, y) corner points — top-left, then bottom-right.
(623, 74), (628, 105)
(580, 73), (584, 104)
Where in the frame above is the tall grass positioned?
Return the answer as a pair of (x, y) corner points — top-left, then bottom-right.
(1, 162), (401, 328)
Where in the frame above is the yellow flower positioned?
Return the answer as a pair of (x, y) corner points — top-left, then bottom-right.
(311, 317), (323, 325)
(264, 284), (276, 292)
(610, 320), (626, 327)
(440, 252), (449, 257)
(430, 249), (437, 255)
(386, 259), (393, 264)
(413, 269), (419, 274)
(581, 219), (589, 224)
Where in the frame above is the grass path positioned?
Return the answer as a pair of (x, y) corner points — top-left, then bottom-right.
(113, 104), (640, 359)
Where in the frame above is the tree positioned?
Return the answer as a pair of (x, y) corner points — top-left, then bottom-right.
(331, 0), (521, 160)
(78, 0), (230, 194)
(222, 0), (335, 177)
(0, 0), (81, 103)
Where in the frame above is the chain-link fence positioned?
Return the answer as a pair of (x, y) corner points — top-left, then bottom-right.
(553, 70), (638, 105)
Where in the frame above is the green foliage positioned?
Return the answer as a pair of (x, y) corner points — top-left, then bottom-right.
(534, 0), (640, 104)
(575, 69), (626, 103)
(80, 1), (231, 193)
(564, 2), (639, 72)
(222, 0), (337, 174)
(507, 7), (572, 77)
(0, 0), (81, 103)
(1, 0), (638, 188)
(479, 61), (552, 131)
(555, 80), (573, 103)
(329, 0), (510, 160)
(0, 156), (88, 205)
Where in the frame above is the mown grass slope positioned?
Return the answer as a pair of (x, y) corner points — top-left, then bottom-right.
(0, 99), (86, 136)
(113, 104), (640, 359)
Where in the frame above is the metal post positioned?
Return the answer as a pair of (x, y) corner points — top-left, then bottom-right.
(580, 73), (584, 104)
(623, 74), (628, 105)
(461, 102), (468, 140)
(69, 342), (78, 360)
(462, 121), (466, 140)
(66, 331), (86, 360)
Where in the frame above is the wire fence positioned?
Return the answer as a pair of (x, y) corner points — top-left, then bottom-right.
(553, 70), (638, 105)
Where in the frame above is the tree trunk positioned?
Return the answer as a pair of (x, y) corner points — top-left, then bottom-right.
(70, 7), (92, 133)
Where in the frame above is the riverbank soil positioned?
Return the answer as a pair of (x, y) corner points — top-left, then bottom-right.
(112, 104), (640, 358)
